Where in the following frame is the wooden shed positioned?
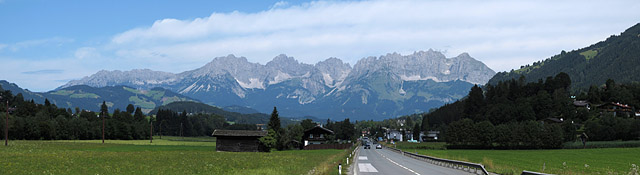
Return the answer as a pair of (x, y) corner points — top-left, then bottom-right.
(212, 130), (268, 152)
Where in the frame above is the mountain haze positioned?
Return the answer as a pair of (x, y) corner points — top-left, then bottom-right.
(60, 50), (495, 120)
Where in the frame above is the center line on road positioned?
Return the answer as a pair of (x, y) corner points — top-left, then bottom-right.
(375, 150), (421, 175)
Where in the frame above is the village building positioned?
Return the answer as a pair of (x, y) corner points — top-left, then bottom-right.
(303, 126), (334, 146)
(423, 130), (440, 141)
(212, 129), (267, 152)
(386, 129), (403, 142)
(598, 102), (633, 117)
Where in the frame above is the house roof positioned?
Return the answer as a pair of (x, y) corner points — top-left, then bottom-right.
(212, 129), (267, 137)
(304, 126), (334, 134)
(573, 100), (589, 107)
(598, 102), (632, 109)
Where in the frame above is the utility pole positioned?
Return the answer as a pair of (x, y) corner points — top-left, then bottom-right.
(180, 122), (183, 140)
(5, 100), (8, 146)
(102, 111), (105, 144)
(150, 121), (153, 143)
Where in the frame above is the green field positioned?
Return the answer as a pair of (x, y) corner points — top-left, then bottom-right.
(391, 142), (640, 174)
(0, 137), (346, 175)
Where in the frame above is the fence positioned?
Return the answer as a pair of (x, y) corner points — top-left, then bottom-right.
(304, 143), (353, 150)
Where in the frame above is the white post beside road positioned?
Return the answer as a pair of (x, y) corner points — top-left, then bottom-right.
(338, 163), (342, 174)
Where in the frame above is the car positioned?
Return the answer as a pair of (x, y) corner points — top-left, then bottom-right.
(376, 144), (382, 149)
(364, 143), (371, 149)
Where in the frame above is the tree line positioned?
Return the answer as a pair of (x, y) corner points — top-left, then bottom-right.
(260, 107), (357, 151)
(0, 90), (151, 140)
(0, 87), (265, 140)
(153, 109), (257, 137)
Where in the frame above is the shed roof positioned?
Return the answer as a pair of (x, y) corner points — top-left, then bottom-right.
(212, 130), (267, 137)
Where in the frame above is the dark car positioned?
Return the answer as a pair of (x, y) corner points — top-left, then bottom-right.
(364, 143), (371, 149)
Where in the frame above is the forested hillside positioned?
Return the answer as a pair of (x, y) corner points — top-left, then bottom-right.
(0, 80), (196, 114)
(418, 73), (640, 149)
(488, 23), (640, 91)
(150, 101), (297, 126)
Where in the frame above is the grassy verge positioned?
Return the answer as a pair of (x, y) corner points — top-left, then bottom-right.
(412, 148), (640, 174)
(308, 142), (359, 175)
(386, 141), (640, 174)
(563, 140), (640, 149)
(0, 139), (344, 174)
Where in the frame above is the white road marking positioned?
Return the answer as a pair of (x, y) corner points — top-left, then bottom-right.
(359, 156), (368, 160)
(358, 163), (379, 172)
(375, 150), (421, 175)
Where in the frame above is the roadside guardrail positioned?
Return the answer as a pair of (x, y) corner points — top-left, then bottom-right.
(521, 170), (554, 175)
(382, 144), (490, 175)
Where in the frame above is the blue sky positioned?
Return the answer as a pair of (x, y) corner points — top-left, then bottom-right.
(1, 0), (640, 92)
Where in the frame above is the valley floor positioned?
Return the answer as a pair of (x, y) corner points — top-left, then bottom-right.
(0, 137), (344, 175)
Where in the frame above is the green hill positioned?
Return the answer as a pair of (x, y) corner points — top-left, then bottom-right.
(488, 23), (640, 91)
(150, 101), (297, 125)
(0, 80), (196, 114)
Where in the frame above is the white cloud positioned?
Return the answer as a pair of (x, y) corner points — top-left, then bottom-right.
(3, 0), (640, 91)
(5, 37), (74, 52)
(106, 0), (640, 72)
(74, 47), (99, 60)
(270, 1), (290, 9)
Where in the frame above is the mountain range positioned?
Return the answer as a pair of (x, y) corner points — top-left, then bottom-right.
(58, 49), (495, 120)
(488, 23), (640, 90)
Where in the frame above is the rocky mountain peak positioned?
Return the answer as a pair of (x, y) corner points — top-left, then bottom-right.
(58, 69), (177, 89)
(314, 57), (352, 87)
(266, 54), (312, 76)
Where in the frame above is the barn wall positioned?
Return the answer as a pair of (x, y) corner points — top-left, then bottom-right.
(216, 136), (265, 152)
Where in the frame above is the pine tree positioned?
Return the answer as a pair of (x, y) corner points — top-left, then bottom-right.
(464, 85), (484, 121)
(412, 123), (421, 141)
(268, 107), (281, 132)
(267, 107), (283, 150)
(126, 104), (135, 114)
(421, 115), (429, 132)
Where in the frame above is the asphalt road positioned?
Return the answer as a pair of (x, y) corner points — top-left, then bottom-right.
(354, 145), (475, 175)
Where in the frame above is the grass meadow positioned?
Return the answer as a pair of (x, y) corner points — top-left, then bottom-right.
(0, 137), (345, 175)
(391, 142), (640, 175)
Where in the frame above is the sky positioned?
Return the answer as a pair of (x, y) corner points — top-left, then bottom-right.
(1, 0), (639, 92)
